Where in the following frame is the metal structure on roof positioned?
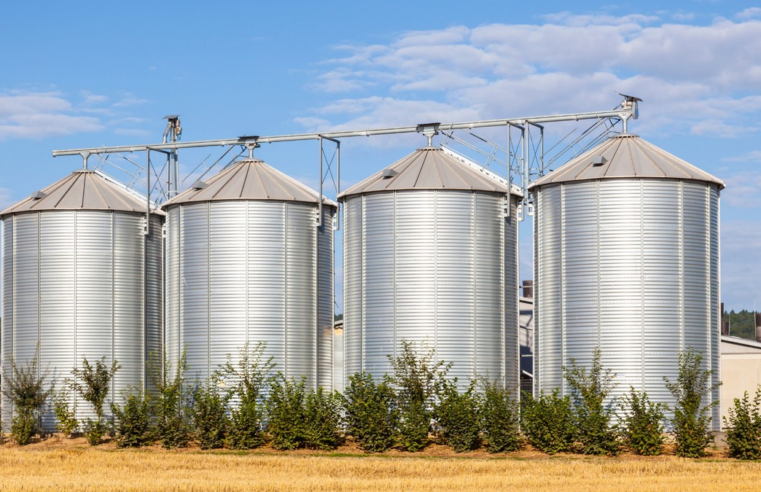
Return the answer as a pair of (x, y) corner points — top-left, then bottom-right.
(530, 133), (725, 189)
(163, 159), (338, 208)
(51, 95), (640, 224)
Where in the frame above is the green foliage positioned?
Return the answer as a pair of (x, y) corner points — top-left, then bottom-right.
(619, 387), (666, 456)
(342, 372), (398, 453)
(563, 348), (619, 456)
(435, 379), (481, 452)
(521, 389), (576, 455)
(303, 386), (344, 451)
(67, 356), (120, 445)
(664, 348), (720, 458)
(267, 374), (307, 450)
(480, 380), (522, 453)
(111, 389), (152, 448)
(191, 383), (228, 450)
(723, 309), (756, 341)
(82, 418), (107, 446)
(53, 389), (78, 438)
(150, 351), (191, 449)
(1, 353), (53, 445)
(387, 340), (451, 452)
(723, 387), (761, 460)
(226, 399), (265, 450)
(217, 342), (274, 450)
(11, 410), (37, 445)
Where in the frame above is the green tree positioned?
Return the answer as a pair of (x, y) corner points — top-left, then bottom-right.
(618, 387), (666, 456)
(267, 373), (308, 450)
(723, 387), (761, 460)
(303, 386), (344, 451)
(111, 388), (152, 448)
(150, 350), (191, 449)
(480, 379), (522, 453)
(67, 356), (121, 445)
(664, 348), (721, 458)
(563, 348), (619, 456)
(1, 353), (53, 445)
(53, 388), (78, 438)
(435, 378), (481, 452)
(521, 389), (576, 455)
(191, 382), (228, 450)
(387, 340), (451, 452)
(342, 372), (398, 453)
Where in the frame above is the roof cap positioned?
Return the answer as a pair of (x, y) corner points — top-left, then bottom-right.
(339, 147), (520, 199)
(529, 134), (724, 189)
(1, 169), (160, 216)
(162, 159), (338, 208)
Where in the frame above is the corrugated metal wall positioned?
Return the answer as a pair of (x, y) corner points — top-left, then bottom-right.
(164, 200), (334, 391)
(1, 211), (163, 432)
(534, 179), (720, 428)
(343, 190), (519, 391)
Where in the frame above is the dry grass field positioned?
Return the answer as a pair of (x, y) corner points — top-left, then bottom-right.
(1, 439), (761, 491)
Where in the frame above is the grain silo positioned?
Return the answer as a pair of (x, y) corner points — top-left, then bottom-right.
(162, 159), (335, 390)
(0, 169), (163, 432)
(531, 134), (722, 427)
(340, 147), (521, 391)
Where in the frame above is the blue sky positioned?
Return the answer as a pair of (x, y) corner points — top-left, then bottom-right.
(1, 0), (760, 310)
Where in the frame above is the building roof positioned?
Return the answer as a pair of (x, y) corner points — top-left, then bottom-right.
(529, 134), (725, 190)
(162, 159), (338, 208)
(721, 335), (761, 354)
(339, 147), (519, 199)
(1, 169), (155, 216)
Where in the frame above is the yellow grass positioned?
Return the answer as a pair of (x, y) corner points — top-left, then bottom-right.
(1, 441), (761, 491)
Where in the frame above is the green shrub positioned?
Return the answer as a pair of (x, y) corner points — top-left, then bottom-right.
(304, 386), (344, 450)
(1, 353), (53, 445)
(66, 356), (120, 445)
(82, 418), (107, 446)
(217, 342), (274, 450)
(342, 372), (398, 453)
(267, 374), (307, 450)
(191, 383), (228, 450)
(521, 389), (575, 455)
(111, 389), (152, 448)
(563, 348), (619, 456)
(723, 387), (761, 460)
(664, 348), (720, 458)
(53, 389), (78, 438)
(619, 387), (665, 456)
(435, 379), (481, 452)
(150, 351), (191, 449)
(480, 380), (522, 453)
(387, 340), (451, 452)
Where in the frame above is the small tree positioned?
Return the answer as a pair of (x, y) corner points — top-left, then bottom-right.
(150, 350), (191, 449)
(267, 374), (307, 450)
(304, 386), (344, 451)
(387, 340), (451, 452)
(563, 348), (619, 456)
(723, 387), (761, 460)
(521, 389), (576, 455)
(1, 354), (53, 445)
(111, 388), (152, 448)
(191, 383), (228, 450)
(67, 356), (121, 445)
(664, 348), (720, 458)
(619, 387), (665, 456)
(480, 379), (522, 453)
(342, 372), (398, 453)
(53, 388), (78, 438)
(435, 379), (481, 452)
(217, 342), (274, 450)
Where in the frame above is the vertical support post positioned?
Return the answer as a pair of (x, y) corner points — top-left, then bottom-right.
(522, 123), (529, 221)
(336, 140), (341, 230)
(318, 137), (323, 227)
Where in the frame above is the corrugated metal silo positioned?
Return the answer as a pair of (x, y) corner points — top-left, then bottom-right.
(340, 147), (521, 391)
(162, 159), (336, 390)
(1, 169), (163, 432)
(531, 134), (723, 427)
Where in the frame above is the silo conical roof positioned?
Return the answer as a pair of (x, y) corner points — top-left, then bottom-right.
(0, 169), (155, 217)
(338, 147), (518, 199)
(529, 134), (724, 189)
(162, 159), (337, 207)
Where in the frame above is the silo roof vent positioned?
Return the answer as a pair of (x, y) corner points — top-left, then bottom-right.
(382, 168), (399, 179)
(591, 156), (607, 166)
(30, 190), (46, 200)
(191, 180), (208, 190)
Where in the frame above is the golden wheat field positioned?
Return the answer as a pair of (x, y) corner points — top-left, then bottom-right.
(1, 440), (761, 491)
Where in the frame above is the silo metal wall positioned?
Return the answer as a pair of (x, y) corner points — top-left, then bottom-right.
(534, 179), (720, 428)
(165, 200), (334, 390)
(343, 190), (519, 391)
(1, 211), (163, 432)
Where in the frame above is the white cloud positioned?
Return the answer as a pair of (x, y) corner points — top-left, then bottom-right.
(0, 92), (104, 140)
(736, 7), (761, 20)
(724, 150), (761, 163)
(723, 172), (761, 208)
(299, 15), (761, 141)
